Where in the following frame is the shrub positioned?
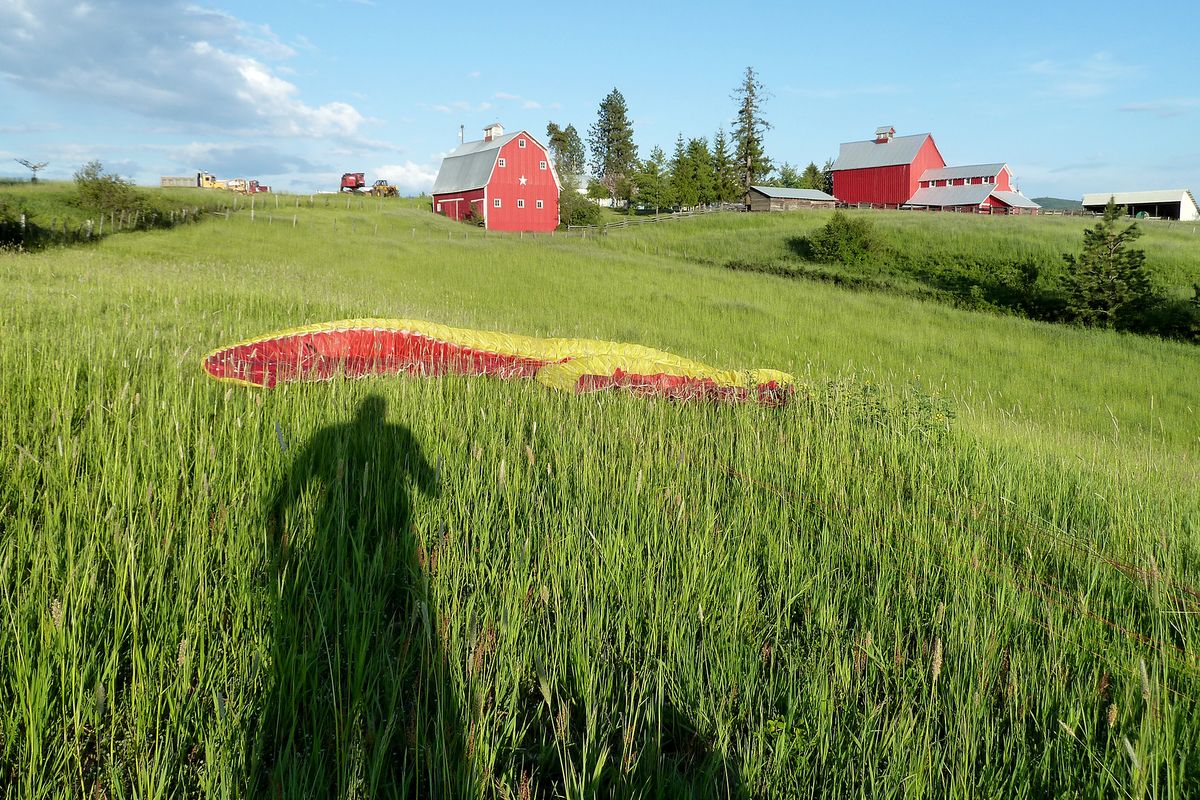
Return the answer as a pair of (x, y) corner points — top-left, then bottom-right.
(559, 190), (602, 228)
(73, 160), (146, 216)
(802, 211), (876, 265)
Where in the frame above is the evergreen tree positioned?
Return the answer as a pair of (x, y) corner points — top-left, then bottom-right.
(587, 88), (638, 205)
(1061, 198), (1156, 328)
(799, 162), (824, 191)
(546, 122), (586, 188)
(711, 129), (739, 203)
(774, 162), (802, 188)
(731, 66), (772, 201)
(669, 134), (697, 209)
(686, 137), (716, 206)
(634, 146), (670, 213)
(821, 158), (836, 196)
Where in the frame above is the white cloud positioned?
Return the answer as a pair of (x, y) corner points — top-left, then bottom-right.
(374, 160), (439, 195)
(1119, 99), (1198, 119)
(522, 100), (541, 109)
(494, 91), (520, 100)
(0, 1), (366, 139)
(1027, 52), (1140, 99)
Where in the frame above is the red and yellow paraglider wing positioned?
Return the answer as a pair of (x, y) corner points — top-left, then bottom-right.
(536, 355), (796, 406)
(202, 319), (794, 405)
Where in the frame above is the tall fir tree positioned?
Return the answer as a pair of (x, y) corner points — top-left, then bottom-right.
(711, 129), (739, 203)
(1062, 198), (1156, 328)
(587, 88), (638, 204)
(686, 137), (716, 206)
(669, 134), (696, 209)
(731, 66), (772, 201)
(546, 122), (586, 189)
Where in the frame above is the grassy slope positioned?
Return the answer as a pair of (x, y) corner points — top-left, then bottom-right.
(0, 181), (235, 229)
(1, 200), (1198, 796)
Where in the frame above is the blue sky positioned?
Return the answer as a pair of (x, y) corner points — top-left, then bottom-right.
(2, 1), (1197, 198)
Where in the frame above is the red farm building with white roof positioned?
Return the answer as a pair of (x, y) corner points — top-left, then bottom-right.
(831, 126), (1039, 214)
(431, 123), (561, 232)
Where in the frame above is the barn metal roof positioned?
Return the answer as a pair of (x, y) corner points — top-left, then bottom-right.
(991, 191), (1040, 209)
(919, 163), (1007, 181)
(833, 133), (932, 170)
(905, 184), (994, 206)
(431, 131), (522, 194)
(1081, 189), (1195, 206)
(906, 185), (1040, 209)
(749, 186), (837, 201)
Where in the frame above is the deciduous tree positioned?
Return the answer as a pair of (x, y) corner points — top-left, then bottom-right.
(545, 122), (586, 189)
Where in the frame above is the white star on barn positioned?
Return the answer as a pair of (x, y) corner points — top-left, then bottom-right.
(519, 175), (528, 185)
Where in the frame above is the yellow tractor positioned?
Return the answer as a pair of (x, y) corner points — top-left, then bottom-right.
(370, 179), (399, 198)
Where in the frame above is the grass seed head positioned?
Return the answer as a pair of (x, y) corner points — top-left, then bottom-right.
(931, 637), (943, 683)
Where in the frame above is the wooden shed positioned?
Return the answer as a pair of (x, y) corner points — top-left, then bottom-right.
(747, 186), (838, 212)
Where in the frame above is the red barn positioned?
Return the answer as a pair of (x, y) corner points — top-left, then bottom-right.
(431, 123), (560, 232)
(907, 163), (1040, 214)
(831, 127), (1040, 213)
(832, 126), (945, 207)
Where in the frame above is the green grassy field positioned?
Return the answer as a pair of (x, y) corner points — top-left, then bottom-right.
(2, 198), (1198, 797)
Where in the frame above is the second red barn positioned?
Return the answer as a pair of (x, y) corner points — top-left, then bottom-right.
(431, 123), (561, 232)
(831, 126), (1040, 213)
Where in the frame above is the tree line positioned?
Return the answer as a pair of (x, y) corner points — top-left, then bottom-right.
(544, 68), (832, 224)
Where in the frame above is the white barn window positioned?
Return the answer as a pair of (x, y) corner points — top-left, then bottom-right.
(493, 198), (501, 208)
(498, 157), (506, 167)
(517, 199), (525, 208)
(518, 138), (527, 148)
(536, 199), (544, 209)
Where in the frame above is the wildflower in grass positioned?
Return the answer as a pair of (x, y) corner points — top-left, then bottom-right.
(931, 637), (943, 683)
(49, 598), (62, 629)
(1107, 703), (1119, 729)
(177, 637), (188, 667)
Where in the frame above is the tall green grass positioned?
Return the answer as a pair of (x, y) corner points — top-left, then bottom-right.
(1, 200), (1197, 796)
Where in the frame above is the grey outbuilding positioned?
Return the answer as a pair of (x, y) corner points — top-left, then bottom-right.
(747, 186), (838, 212)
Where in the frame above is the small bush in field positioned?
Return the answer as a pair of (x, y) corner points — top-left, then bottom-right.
(803, 211), (876, 265)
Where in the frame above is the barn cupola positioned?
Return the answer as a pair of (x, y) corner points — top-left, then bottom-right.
(483, 122), (505, 142)
(874, 125), (895, 144)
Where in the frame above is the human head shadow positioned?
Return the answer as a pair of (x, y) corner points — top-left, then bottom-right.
(255, 392), (466, 796)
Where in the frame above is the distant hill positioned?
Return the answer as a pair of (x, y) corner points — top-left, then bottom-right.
(1032, 196), (1082, 210)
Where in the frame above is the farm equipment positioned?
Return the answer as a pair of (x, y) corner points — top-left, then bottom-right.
(371, 179), (399, 198)
(159, 171), (270, 193)
(340, 173), (366, 193)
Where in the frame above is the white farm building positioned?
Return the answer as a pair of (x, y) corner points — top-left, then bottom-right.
(1081, 190), (1199, 221)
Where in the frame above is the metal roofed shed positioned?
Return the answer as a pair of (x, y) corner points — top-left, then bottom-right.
(747, 186), (838, 211)
(1080, 190), (1199, 221)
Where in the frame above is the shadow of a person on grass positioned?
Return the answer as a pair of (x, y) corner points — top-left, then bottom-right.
(259, 393), (466, 797)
